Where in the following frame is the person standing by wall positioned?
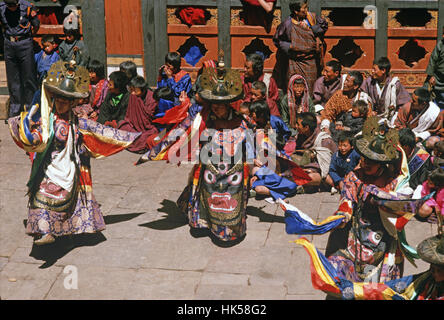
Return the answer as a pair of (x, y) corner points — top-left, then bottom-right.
(0, 0), (39, 119)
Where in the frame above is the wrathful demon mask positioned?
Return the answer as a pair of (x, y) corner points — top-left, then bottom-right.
(200, 160), (247, 227)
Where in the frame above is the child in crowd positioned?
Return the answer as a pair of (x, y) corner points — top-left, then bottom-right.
(153, 87), (176, 120)
(157, 52), (192, 98)
(279, 75), (315, 137)
(250, 80), (282, 117)
(97, 71), (130, 127)
(58, 27), (90, 67)
(118, 76), (159, 154)
(417, 168), (444, 224)
(330, 99), (369, 143)
(432, 140), (444, 169)
(88, 60), (109, 119)
(239, 101), (251, 116)
(250, 100), (298, 203)
(72, 59), (109, 121)
(250, 100), (291, 151)
(325, 131), (361, 194)
(120, 60), (138, 82)
(35, 35), (60, 84)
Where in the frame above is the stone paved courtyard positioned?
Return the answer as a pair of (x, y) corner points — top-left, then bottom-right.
(0, 122), (435, 300)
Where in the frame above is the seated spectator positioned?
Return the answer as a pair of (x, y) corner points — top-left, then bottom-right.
(88, 60), (109, 119)
(120, 60), (138, 82)
(431, 140), (444, 170)
(329, 99), (369, 143)
(320, 71), (372, 132)
(157, 52), (192, 98)
(97, 71), (130, 127)
(239, 0), (277, 33)
(153, 87), (176, 120)
(250, 100), (291, 150)
(325, 131), (360, 195)
(279, 74), (315, 136)
(250, 99), (298, 202)
(35, 35), (60, 84)
(117, 76), (159, 154)
(433, 140), (444, 161)
(72, 60), (109, 121)
(250, 160), (299, 203)
(286, 112), (337, 192)
(312, 59), (345, 107)
(425, 136), (442, 155)
(241, 53), (280, 116)
(239, 101), (251, 117)
(399, 128), (434, 193)
(394, 87), (442, 141)
(59, 26), (90, 67)
(361, 57), (411, 121)
(417, 168), (444, 224)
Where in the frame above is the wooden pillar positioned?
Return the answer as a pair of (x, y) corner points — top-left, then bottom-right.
(154, 1), (168, 73)
(280, 0), (290, 22)
(217, 0), (231, 67)
(309, 0), (322, 17)
(81, 0), (106, 66)
(438, 0), (444, 40)
(375, 0), (388, 59)
(141, 0), (157, 86)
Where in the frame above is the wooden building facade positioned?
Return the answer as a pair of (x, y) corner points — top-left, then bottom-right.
(1, 0), (444, 93)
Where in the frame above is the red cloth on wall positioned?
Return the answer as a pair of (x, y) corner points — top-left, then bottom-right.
(177, 7), (207, 26)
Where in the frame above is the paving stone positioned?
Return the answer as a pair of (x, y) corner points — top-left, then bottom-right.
(101, 207), (156, 240)
(200, 272), (249, 286)
(115, 186), (161, 212)
(264, 222), (307, 248)
(0, 257), (9, 271)
(0, 262), (63, 300)
(92, 184), (131, 215)
(286, 247), (320, 296)
(141, 226), (215, 271)
(0, 162), (30, 191)
(126, 269), (202, 299)
(0, 97), (9, 121)
(287, 192), (323, 213)
(194, 284), (287, 300)
(249, 247), (293, 287)
(286, 293), (326, 300)
(45, 265), (138, 300)
(0, 221), (25, 257)
(205, 247), (262, 275)
(39, 238), (150, 269)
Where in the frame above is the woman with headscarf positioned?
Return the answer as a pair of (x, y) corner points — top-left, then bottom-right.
(279, 74), (315, 136)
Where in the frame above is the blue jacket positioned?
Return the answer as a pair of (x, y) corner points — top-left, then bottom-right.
(328, 149), (361, 186)
(0, 0), (39, 37)
(157, 72), (192, 98)
(35, 50), (60, 81)
(270, 115), (292, 148)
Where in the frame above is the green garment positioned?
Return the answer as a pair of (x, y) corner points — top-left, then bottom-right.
(426, 39), (444, 90)
(279, 93), (315, 136)
(97, 92), (130, 125)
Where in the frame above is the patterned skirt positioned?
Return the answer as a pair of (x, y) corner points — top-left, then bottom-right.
(26, 191), (105, 237)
